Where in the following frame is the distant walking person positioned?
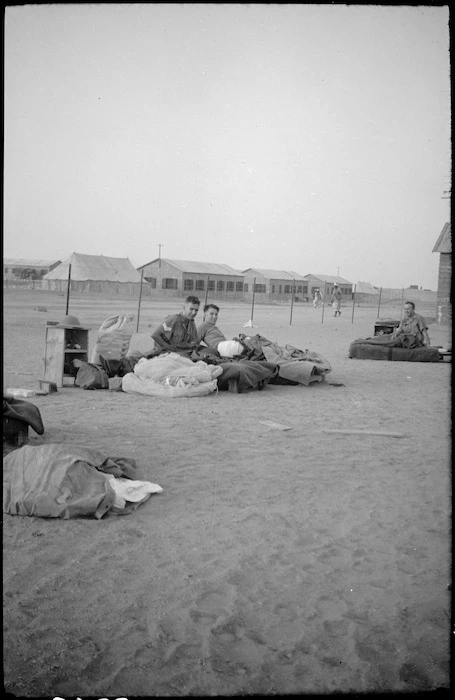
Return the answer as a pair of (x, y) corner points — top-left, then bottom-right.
(331, 283), (342, 317)
(313, 288), (322, 308)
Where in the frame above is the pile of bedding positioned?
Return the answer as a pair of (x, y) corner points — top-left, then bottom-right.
(122, 352), (222, 397)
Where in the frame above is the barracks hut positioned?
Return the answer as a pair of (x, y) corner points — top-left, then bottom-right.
(241, 268), (309, 303)
(137, 258), (245, 300)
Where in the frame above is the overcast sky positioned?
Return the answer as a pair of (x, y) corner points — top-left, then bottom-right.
(4, 3), (451, 289)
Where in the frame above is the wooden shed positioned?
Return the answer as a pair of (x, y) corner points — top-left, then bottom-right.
(432, 222), (451, 325)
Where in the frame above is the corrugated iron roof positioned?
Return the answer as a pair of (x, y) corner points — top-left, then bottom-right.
(139, 258), (243, 277)
(3, 258), (60, 267)
(432, 222), (451, 253)
(303, 274), (353, 285)
(242, 268), (306, 281)
(43, 253), (142, 283)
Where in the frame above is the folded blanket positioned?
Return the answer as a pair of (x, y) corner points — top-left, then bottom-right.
(217, 361), (278, 393)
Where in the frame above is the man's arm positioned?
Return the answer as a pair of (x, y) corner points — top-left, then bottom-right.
(391, 321), (404, 338)
(418, 319), (431, 346)
(152, 317), (199, 352)
(151, 322), (173, 350)
(196, 322), (208, 346)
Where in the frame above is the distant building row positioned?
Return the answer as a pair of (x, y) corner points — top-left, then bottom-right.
(138, 258), (353, 301)
(3, 221), (450, 318)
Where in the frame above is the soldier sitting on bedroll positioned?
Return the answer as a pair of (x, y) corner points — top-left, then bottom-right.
(197, 304), (247, 358)
(151, 296), (201, 357)
(390, 301), (431, 348)
(351, 301), (431, 350)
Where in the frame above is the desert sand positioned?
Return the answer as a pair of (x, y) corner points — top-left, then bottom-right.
(3, 288), (452, 697)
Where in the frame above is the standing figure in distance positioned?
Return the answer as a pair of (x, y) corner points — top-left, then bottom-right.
(331, 283), (342, 317)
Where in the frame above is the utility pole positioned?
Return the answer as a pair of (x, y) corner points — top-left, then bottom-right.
(157, 243), (164, 268)
(336, 267), (340, 277)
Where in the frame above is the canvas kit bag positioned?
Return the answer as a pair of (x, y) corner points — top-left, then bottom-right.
(75, 362), (109, 390)
(91, 315), (135, 364)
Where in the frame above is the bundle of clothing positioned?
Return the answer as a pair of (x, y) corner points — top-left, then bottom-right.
(3, 444), (162, 519)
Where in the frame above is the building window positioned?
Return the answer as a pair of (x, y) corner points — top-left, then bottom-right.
(284, 285), (292, 294)
(207, 280), (215, 291)
(144, 276), (156, 288)
(217, 281), (225, 292)
(244, 283), (248, 293)
(254, 284), (266, 293)
(271, 285), (276, 293)
(162, 278), (178, 290)
(302, 286), (308, 294)
(226, 281), (234, 292)
(297, 285), (302, 293)
(183, 279), (194, 291)
(195, 279), (205, 291)
(235, 281), (243, 292)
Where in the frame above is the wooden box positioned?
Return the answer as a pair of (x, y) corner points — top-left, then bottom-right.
(43, 324), (90, 387)
(374, 319), (400, 336)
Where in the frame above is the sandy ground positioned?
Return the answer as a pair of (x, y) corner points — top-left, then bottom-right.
(3, 289), (452, 697)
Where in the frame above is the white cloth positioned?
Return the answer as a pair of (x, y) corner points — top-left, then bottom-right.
(217, 340), (244, 358)
(106, 476), (163, 509)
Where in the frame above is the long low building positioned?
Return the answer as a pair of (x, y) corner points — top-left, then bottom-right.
(137, 258), (245, 300)
(303, 274), (353, 299)
(241, 268), (310, 301)
(3, 258), (61, 279)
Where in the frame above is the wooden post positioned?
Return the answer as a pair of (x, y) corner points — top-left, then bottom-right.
(136, 269), (144, 332)
(400, 287), (405, 319)
(251, 277), (256, 323)
(289, 279), (295, 325)
(204, 276), (210, 306)
(377, 287), (382, 318)
(321, 283), (328, 324)
(351, 284), (356, 323)
(65, 264), (72, 315)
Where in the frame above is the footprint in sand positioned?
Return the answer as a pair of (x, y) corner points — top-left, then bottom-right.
(209, 614), (265, 675)
(189, 583), (236, 626)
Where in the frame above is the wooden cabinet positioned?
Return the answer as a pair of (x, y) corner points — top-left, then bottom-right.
(43, 324), (90, 387)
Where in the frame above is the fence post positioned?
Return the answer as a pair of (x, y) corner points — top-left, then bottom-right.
(136, 269), (144, 332)
(289, 279), (295, 325)
(250, 278), (256, 323)
(400, 288), (405, 319)
(351, 284), (356, 323)
(321, 283), (328, 324)
(65, 264), (72, 315)
(377, 287), (382, 318)
(204, 276), (210, 306)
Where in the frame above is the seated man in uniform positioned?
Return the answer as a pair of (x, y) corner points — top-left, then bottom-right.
(197, 304), (246, 358)
(391, 301), (431, 348)
(151, 295), (201, 356)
